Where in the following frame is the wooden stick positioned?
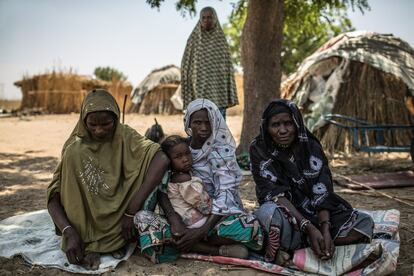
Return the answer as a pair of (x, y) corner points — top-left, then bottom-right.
(220, 266), (249, 271)
(336, 189), (414, 202)
(122, 94), (127, 124)
(333, 173), (414, 208)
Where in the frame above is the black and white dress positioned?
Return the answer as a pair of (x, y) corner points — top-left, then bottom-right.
(250, 99), (374, 263)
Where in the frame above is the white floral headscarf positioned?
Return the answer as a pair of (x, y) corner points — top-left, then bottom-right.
(184, 98), (236, 162)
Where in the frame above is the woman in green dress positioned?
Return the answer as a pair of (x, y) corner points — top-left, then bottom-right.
(47, 89), (169, 270)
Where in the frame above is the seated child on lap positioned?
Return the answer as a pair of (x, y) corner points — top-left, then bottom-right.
(161, 135), (211, 229)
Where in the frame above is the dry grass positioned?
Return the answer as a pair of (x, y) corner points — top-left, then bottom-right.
(0, 100), (21, 110)
(15, 71), (132, 114)
(282, 60), (413, 153)
(316, 62), (412, 153)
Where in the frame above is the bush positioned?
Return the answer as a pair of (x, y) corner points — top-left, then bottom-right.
(94, 67), (127, 82)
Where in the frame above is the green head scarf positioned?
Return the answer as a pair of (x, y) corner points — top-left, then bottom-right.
(47, 89), (160, 253)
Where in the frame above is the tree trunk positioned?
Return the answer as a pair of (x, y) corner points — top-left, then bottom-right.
(238, 0), (284, 154)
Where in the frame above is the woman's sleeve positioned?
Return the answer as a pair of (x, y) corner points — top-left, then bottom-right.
(309, 142), (337, 210)
(47, 134), (77, 202)
(249, 142), (291, 204)
(46, 161), (62, 203)
(208, 147), (244, 215)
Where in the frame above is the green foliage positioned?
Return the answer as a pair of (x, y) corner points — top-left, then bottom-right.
(93, 66), (127, 82)
(223, 0), (370, 74)
(222, 1), (246, 69)
(145, 0), (370, 74)
(146, 0), (197, 16)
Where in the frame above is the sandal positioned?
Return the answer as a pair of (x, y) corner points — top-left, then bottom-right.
(218, 244), (249, 259)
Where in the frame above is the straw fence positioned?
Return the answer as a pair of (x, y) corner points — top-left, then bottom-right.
(314, 62), (413, 153)
(15, 72), (132, 114)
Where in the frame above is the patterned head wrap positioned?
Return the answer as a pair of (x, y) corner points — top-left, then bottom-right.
(184, 98), (236, 162)
(184, 98), (244, 216)
(200, 6), (218, 30)
(73, 89), (120, 141)
(260, 99), (310, 151)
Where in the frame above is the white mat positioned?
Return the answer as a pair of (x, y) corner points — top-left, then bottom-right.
(0, 209), (135, 274)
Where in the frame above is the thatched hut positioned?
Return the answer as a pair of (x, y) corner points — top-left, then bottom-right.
(14, 72), (133, 114)
(129, 65), (181, 115)
(282, 31), (414, 153)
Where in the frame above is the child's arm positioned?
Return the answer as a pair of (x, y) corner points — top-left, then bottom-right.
(170, 172), (192, 183)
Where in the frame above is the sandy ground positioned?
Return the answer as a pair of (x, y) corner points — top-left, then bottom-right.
(0, 114), (413, 275)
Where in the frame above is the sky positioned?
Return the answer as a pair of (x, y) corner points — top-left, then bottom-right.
(0, 0), (413, 100)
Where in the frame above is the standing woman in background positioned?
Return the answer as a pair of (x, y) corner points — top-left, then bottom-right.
(181, 6), (238, 120)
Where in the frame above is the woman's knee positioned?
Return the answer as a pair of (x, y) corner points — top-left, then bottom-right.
(335, 229), (365, 245)
(254, 202), (284, 228)
(133, 210), (155, 226)
(335, 212), (374, 245)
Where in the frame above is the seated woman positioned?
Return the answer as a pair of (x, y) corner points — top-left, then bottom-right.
(135, 99), (263, 263)
(47, 89), (169, 270)
(250, 99), (374, 265)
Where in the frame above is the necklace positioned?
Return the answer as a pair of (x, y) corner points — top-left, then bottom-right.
(276, 143), (290, 149)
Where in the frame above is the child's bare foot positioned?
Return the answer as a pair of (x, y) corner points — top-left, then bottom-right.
(218, 244), (249, 259)
(82, 252), (100, 270)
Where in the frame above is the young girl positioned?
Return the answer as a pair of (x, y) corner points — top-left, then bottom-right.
(161, 135), (212, 229)
(160, 135), (250, 258)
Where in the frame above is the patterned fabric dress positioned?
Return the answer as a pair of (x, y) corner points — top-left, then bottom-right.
(250, 99), (374, 263)
(181, 7), (238, 110)
(184, 99), (244, 215)
(134, 99), (263, 263)
(166, 176), (211, 228)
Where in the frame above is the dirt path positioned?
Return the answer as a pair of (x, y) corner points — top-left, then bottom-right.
(0, 114), (412, 275)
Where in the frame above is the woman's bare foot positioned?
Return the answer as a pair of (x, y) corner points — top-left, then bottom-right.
(82, 252), (100, 270)
(275, 250), (291, 266)
(111, 246), (127, 259)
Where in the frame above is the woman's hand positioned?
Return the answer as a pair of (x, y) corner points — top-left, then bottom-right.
(320, 225), (335, 260)
(306, 224), (326, 258)
(168, 213), (187, 240)
(121, 215), (136, 243)
(64, 227), (85, 264)
(175, 227), (207, 252)
(317, 210), (334, 259)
